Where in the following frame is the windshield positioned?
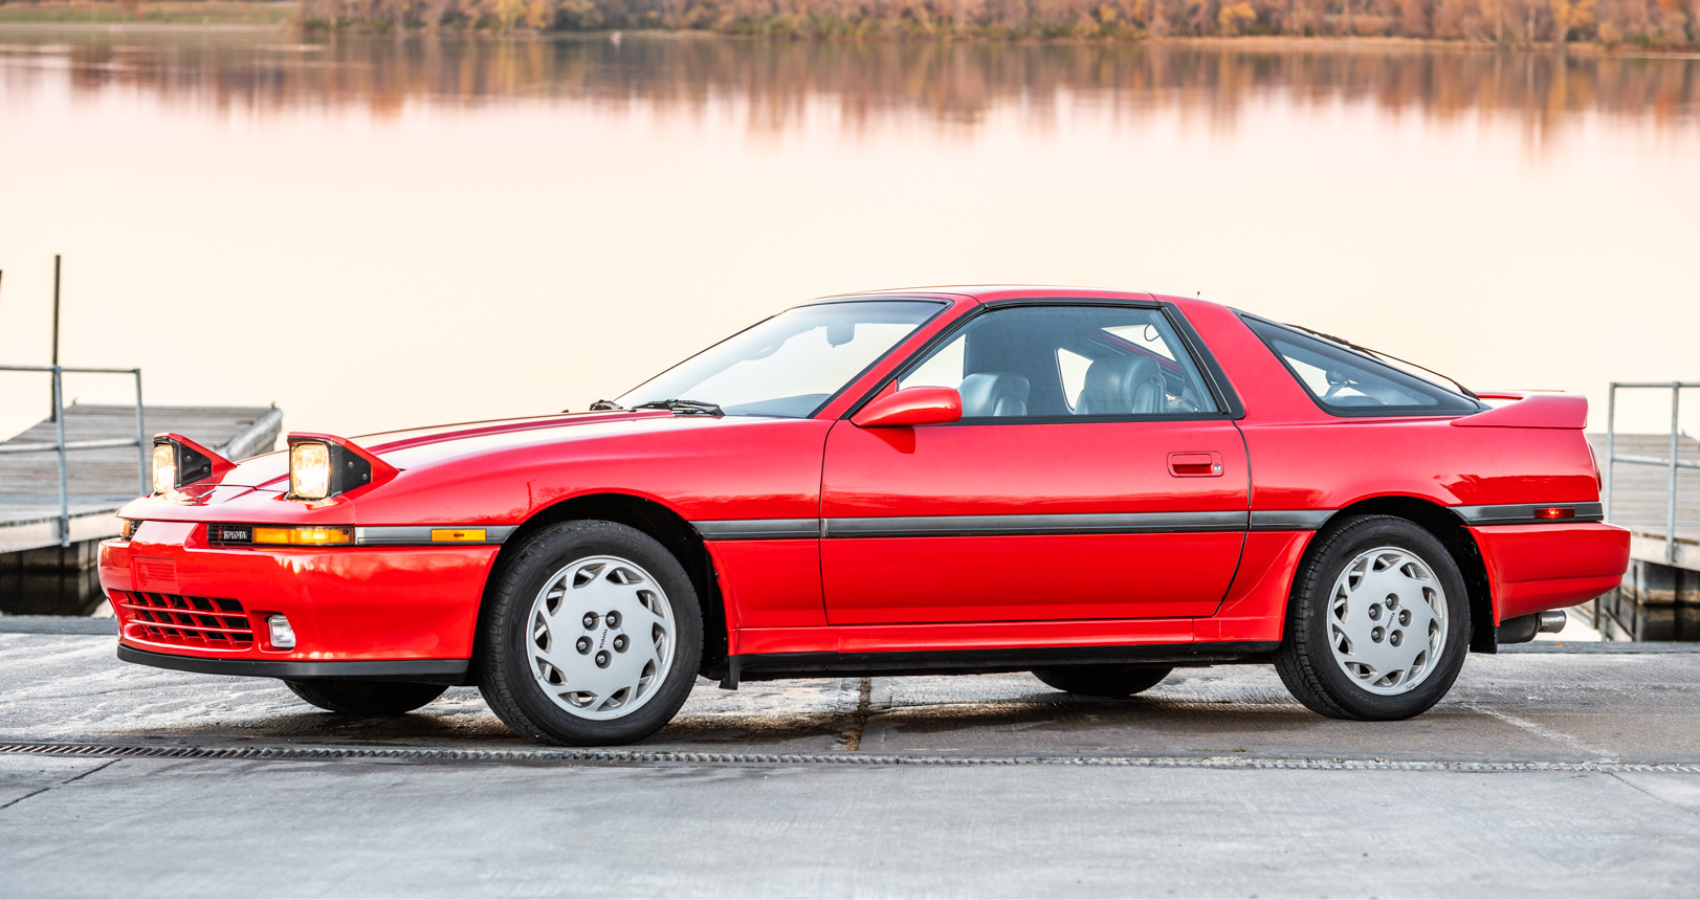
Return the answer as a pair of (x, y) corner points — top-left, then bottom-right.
(615, 300), (942, 418)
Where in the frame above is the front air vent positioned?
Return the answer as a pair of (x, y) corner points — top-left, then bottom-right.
(112, 591), (254, 649)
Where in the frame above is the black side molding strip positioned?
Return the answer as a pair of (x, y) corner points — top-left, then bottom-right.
(117, 645), (470, 684)
(1452, 503), (1605, 526)
(1248, 510), (1335, 531)
(698, 511), (1354, 539)
(824, 512), (1248, 538)
(695, 519), (820, 540)
(722, 641), (1281, 687)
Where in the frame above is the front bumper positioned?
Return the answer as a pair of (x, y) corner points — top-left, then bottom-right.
(117, 645), (469, 683)
(100, 520), (498, 671)
(1469, 522), (1631, 623)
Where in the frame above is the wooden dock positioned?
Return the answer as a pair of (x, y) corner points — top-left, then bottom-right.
(1583, 433), (1697, 640)
(0, 404), (282, 555)
(1590, 432), (1700, 561)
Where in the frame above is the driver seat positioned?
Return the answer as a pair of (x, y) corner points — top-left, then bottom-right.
(958, 372), (1030, 417)
(1075, 355), (1164, 415)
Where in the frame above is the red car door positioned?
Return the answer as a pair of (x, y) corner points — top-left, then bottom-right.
(819, 302), (1249, 625)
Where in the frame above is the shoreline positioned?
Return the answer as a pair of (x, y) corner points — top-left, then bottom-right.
(0, 15), (1696, 57)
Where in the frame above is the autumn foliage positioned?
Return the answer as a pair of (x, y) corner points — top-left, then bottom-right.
(298, 0), (1699, 46)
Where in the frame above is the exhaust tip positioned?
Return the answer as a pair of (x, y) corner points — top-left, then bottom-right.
(1497, 610), (1569, 644)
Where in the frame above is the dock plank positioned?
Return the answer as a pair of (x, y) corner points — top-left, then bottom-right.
(0, 405), (282, 553)
(1589, 433), (1700, 564)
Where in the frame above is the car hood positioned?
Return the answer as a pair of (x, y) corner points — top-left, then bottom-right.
(217, 409), (683, 489)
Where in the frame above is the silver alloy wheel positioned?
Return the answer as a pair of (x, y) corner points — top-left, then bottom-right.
(1325, 546), (1448, 695)
(527, 555), (676, 720)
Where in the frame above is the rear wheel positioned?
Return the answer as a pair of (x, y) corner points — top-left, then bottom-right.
(1031, 664), (1173, 697)
(284, 680), (447, 715)
(477, 520), (703, 746)
(1273, 515), (1470, 720)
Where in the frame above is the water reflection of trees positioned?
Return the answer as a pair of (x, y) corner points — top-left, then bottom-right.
(6, 34), (1696, 134)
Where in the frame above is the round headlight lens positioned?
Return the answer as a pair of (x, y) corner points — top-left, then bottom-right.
(290, 441), (332, 500)
(151, 442), (176, 495)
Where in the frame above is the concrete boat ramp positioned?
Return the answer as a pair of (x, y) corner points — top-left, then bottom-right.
(1, 625), (1698, 896)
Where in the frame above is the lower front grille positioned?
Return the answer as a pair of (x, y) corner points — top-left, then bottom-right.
(112, 592), (254, 649)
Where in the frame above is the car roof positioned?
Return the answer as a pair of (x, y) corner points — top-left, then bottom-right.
(808, 285), (1227, 316)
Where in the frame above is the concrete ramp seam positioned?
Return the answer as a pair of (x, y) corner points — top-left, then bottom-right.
(3, 742), (1698, 773)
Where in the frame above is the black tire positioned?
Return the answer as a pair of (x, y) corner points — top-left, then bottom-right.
(1031, 664), (1173, 697)
(1273, 514), (1471, 721)
(477, 520), (703, 747)
(283, 680), (447, 715)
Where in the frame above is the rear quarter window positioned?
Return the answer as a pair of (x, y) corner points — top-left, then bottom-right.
(1242, 316), (1481, 417)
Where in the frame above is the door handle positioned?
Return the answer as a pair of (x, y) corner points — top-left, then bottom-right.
(1168, 451), (1223, 477)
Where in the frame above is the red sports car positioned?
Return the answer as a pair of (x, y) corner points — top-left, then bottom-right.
(101, 287), (1630, 745)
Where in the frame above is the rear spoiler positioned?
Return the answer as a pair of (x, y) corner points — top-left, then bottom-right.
(1451, 392), (1587, 430)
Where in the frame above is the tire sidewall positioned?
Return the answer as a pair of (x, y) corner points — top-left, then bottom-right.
(484, 521), (703, 745)
(1293, 517), (1470, 719)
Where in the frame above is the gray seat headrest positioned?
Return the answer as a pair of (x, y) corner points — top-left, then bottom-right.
(1075, 355), (1164, 415)
(959, 372), (1030, 417)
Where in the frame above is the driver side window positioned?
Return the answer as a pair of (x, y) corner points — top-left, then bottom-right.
(896, 305), (1219, 419)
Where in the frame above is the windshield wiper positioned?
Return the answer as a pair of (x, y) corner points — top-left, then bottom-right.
(1285, 323), (1478, 400)
(632, 399), (725, 417)
(588, 399), (624, 411)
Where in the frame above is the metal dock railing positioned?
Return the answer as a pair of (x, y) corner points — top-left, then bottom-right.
(0, 365), (147, 547)
(1603, 382), (1700, 566)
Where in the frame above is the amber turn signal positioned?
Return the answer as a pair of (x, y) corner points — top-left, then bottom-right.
(431, 528), (487, 542)
(252, 526), (354, 546)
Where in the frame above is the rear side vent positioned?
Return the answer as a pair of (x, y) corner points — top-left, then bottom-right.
(112, 592), (254, 649)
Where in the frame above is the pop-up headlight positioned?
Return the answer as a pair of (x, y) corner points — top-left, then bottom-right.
(151, 443), (175, 495)
(151, 435), (228, 495)
(289, 441), (333, 500)
(285, 434), (395, 502)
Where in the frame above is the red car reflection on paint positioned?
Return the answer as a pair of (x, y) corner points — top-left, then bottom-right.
(101, 288), (1629, 745)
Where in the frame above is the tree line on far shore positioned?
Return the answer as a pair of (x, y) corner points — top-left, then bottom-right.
(297, 0), (1696, 46)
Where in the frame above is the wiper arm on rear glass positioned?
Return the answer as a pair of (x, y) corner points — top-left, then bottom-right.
(1284, 323), (1478, 400)
(588, 399), (625, 411)
(632, 399), (725, 417)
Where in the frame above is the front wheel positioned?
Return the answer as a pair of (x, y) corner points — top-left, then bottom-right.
(477, 520), (703, 746)
(284, 680), (447, 715)
(1274, 515), (1470, 720)
(1031, 664), (1173, 697)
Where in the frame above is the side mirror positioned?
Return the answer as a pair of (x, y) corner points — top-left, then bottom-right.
(852, 387), (963, 428)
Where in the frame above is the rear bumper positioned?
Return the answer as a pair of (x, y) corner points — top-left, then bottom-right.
(99, 520), (494, 667)
(117, 645), (469, 683)
(1469, 522), (1630, 623)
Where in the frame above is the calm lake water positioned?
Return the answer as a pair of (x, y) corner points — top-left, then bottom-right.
(1, 32), (1697, 444)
